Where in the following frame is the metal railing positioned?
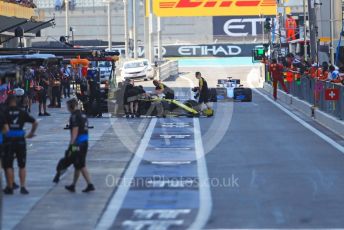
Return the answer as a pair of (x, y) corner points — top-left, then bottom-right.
(159, 60), (179, 81)
(265, 68), (344, 120)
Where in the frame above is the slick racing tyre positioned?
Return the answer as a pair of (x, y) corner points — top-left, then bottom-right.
(184, 100), (198, 108)
(184, 100), (200, 117)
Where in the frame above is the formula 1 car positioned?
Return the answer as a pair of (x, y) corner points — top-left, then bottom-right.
(134, 94), (214, 117)
(217, 77), (252, 102)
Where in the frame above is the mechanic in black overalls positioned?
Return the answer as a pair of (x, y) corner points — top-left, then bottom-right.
(64, 98), (95, 193)
(195, 72), (211, 110)
(35, 71), (51, 116)
(123, 79), (139, 118)
(153, 80), (175, 99)
(87, 66), (102, 118)
(2, 95), (38, 195)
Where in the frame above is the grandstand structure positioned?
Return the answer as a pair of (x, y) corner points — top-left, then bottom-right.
(0, 0), (54, 48)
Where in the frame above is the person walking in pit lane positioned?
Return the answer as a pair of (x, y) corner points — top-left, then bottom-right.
(35, 68), (51, 116)
(2, 95), (38, 195)
(64, 98), (95, 193)
(62, 64), (72, 99)
(50, 66), (62, 108)
(23, 67), (35, 113)
(269, 59), (289, 100)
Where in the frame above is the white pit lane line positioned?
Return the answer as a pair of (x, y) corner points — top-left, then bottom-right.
(246, 68), (344, 154)
(96, 117), (212, 230)
(189, 117), (213, 230)
(254, 87), (344, 153)
(96, 118), (157, 230)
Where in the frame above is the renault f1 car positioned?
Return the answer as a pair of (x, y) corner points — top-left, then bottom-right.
(133, 94), (214, 117)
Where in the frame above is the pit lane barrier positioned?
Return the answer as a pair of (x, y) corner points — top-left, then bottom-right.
(262, 70), (344, 138)
(158, 60), (179, 81)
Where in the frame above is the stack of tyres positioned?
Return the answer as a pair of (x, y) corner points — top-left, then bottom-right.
(208, 88), (218, 102)
(215, 87), (227, 101)
(100, 88), (109, 112)
(233, 88), (252, 102)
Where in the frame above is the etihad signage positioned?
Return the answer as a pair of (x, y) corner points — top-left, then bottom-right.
(111, 43), (257, 57)
(153, 0), (277, 17)
(213, 16), (273, 37)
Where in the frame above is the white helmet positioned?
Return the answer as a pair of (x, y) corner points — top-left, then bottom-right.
(13, 88), (25, 96)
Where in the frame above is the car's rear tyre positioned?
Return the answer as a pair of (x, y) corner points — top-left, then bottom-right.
(184, 100), (199, 108)
(184, 100), (200, 117)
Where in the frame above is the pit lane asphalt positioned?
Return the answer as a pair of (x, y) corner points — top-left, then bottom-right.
(4, 64), (344, 229)
(3, 102), (149, 230)
(155, 66), (344, 228)
(203, 90), (344, 229)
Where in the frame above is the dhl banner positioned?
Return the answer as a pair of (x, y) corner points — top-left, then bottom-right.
(152, 0), (277, 17)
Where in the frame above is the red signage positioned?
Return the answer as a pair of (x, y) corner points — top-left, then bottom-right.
(152, 0), (277, 17)
(325, 88), (340, 101)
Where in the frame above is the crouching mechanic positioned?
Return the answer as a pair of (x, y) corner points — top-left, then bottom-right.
(153, 80), (175, 99)
(65, 98), (95, 193)
(3, 95), (38, 195)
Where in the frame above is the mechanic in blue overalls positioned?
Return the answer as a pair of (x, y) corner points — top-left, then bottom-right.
(2, 95), (38, 195)
(64, 98), (95, 193)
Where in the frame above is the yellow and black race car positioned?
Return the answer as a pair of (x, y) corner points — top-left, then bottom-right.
(136, 94), (214, 117)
